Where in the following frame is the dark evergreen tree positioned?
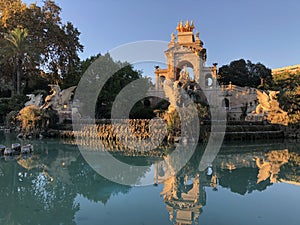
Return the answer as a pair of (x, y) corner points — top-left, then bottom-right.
(218, 59), (273, 89)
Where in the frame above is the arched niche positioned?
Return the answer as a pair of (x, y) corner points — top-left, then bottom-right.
(175, 60), (195, 81)
(205, 73), (213, 87)
(222, 98), (230, 109)
(159, 76), (166, 88)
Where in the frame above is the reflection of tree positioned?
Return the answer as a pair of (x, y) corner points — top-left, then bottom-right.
(0, 161), (78, 225)
(277, 151), (300, 185)
(1, 136), (300, 225)
(218, 168), (271, 195)
(0, 140), (132, 225)
(68, 155), (131, 204)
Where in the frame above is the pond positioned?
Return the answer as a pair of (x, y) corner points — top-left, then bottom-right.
(0, 133), (300, 225)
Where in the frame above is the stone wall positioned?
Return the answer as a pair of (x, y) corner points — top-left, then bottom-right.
(282, 124), (300, 139)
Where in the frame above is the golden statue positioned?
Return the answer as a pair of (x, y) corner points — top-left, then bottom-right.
(176, 20), (183, 32)
(185, 20), (190, 30)
(190, 20), (195, 30)
(176, 20), (195, 32)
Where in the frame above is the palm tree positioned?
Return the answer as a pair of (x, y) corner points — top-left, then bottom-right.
(2, 27), (28, 95)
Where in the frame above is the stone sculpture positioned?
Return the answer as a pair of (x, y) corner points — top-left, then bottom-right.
(247, 90), (289, 125)
(255, 90), (282, 114)
(25, 94), (43, 107)
(41, 85), (76, 111)
(40, 85), (61, 110)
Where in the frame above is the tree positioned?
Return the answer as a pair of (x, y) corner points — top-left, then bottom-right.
(218, 59), (273, 88)
(0, 0), (83, 93)
(273, 71), (300, 91)
(95, 54), (142, 118)
(0, 0), (27, 29)
(273, 71), (300, 124)
(73, 53), (146, 119)
(1, 27), (29, 95)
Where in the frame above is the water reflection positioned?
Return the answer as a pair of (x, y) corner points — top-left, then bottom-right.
(0, 134), (300, 224)
(0, 138), (131, 225)
(156, 142), (300, 224)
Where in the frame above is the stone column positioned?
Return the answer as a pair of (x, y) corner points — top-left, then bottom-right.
(155, 73), (159, 90)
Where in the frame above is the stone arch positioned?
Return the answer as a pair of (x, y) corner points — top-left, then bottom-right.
(159, 75), (166, 88)
(175, 60), (195, 80)
(177, 60), (194, 69)
(160, 75), (166, 82)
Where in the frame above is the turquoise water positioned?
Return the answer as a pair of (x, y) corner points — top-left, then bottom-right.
(0, 133), (300, 225)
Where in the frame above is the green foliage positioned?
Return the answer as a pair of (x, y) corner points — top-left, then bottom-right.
(273, 71), (300, 91)
(278, 87), (300, 125)
(8, 94), (28, 111)
(0, 101), (8, 115)
(74, 53), (149, 119)
(93, 54), (142, 118)
(6, 110), (18, 127)
(273, 71), (300, 124)
(0, 27), (30, 95)
(0, 0), (83, 94)
(61, 54), (100, 89)
(24, 75), (49, 94)
(0, 95), (27, 125)
(218, 59), (273, 88)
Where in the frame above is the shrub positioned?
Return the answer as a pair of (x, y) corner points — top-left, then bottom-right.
(17, 105), (43, 135)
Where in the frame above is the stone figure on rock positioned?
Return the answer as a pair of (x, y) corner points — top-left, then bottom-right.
(247, 90), (289, 125)
(41, 85), (76, 111)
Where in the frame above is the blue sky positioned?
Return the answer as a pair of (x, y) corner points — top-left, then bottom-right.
(24, 0), (300, 70)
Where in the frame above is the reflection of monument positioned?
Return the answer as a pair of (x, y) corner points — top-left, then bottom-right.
(255, 149), (290, 183)
(154, 143), (300, 224)
(0, 143), (131, 225)
(17, 149), (79, 183)
(154, 153), (209, 225)
(159, 174), (206, 225)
